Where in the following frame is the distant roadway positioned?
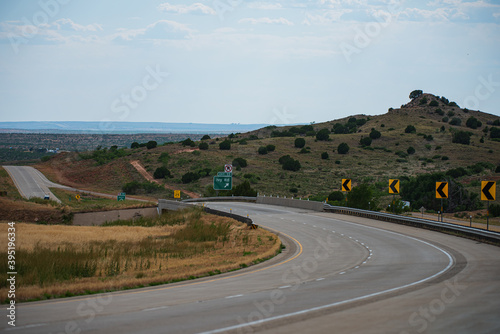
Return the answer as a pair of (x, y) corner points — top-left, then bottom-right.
(3, 165), (151, 203)
(3, 202), (499, 333)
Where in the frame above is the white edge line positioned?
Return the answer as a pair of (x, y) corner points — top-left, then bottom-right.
(199, 219), (454, 334)
(4, 323), (46, 331)
(225, 294), (243, 299)
(142, 306), (168, 312)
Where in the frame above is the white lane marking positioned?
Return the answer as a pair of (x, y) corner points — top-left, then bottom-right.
(142, 306), (168, 312)
(4, 323), (46, 331)
(316, 278), (325, 281)
(313, 225), (317, 227)
(201, 236), (454, 334)
(339, 272), (346, 275)
(355, 266), (360, 269)
(279, 285), (292, 289)
(225, 294), (243, 299)
(200, 204), (455, 334)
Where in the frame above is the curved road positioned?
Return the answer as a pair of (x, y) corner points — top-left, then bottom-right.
(3, 202), (500, 333)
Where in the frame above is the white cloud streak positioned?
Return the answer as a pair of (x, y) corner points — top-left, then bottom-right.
(157, 2), (216, 15)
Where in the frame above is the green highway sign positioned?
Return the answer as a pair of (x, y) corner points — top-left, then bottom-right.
(214, 176), (232, 190)
(117, 193), (126, 201)
(217, 172), (232, 177)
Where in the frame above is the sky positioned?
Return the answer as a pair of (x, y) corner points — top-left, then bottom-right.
(0, 0), (499, 126)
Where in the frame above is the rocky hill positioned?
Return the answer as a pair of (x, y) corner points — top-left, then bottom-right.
(35, 91), (500, 208)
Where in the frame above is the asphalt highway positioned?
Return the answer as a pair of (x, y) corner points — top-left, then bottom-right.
(3, 165), (151, 203)
(2, 202), (500, 334)
(3, 165), (65, 202)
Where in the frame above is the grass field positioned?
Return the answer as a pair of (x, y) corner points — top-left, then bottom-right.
(50, 188), (155, 212)
(0, 208), (281, 302)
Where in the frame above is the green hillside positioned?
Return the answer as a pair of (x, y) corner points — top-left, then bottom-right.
(39, 92), (500, 212)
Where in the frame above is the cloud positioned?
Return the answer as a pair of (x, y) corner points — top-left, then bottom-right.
(302, 9), (353, 25)
(51, 18), (103, 32)
(157, 2), (216, 15)
(112, 20), (194, 42)
(238, 17), (294, 25)
(247, 2), (283, 10)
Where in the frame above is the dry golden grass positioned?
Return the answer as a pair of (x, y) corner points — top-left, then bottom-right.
(0, 211), (280, 302)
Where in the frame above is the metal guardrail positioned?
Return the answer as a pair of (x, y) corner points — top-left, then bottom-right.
(183, 196), (257, 203)
(323, 204), (500, 244)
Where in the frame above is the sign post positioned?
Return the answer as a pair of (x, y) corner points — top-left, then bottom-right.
(214, 164), (233, 193)
(436, 182), (448, 222)
(342, 179), (351, 206)
(481, 181), (496, 230)
(389, 179), (400, 214)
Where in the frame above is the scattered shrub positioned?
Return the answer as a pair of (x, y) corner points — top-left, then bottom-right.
(490, 204), (500, 217)
(316, 128), (330, 141)
(232, 157), (248, 168)
(279, 155), (301, 171)
(429, 100), (439, 107)
(258, 146), (268, 155)
(360, 137), (372, 147)
(328, 191), (344, 202)
(131, 142), (140, 149)
(449, 117), (461, 126)
(369, 129), (381, 140)
(219, 140), (231, 150)
(181, 172), (200, 184)
(321, 152), (329, 160)
(266, 144), (276, 152)
(490, 127), (500, 139)
(337, 143), (349, 154)
(407, 146), (416, 155)
(146, 141), (157, 150)
(409, 90), (423, 100)
(198, 142), (209, 150)
(452, 131), (471, 145)
(181, 138), (195, 147)
(466, 116), (482, 129)
(153, 167), (171, 179)
(405, 125), (416, 134)
(294, 138), (306, 148)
